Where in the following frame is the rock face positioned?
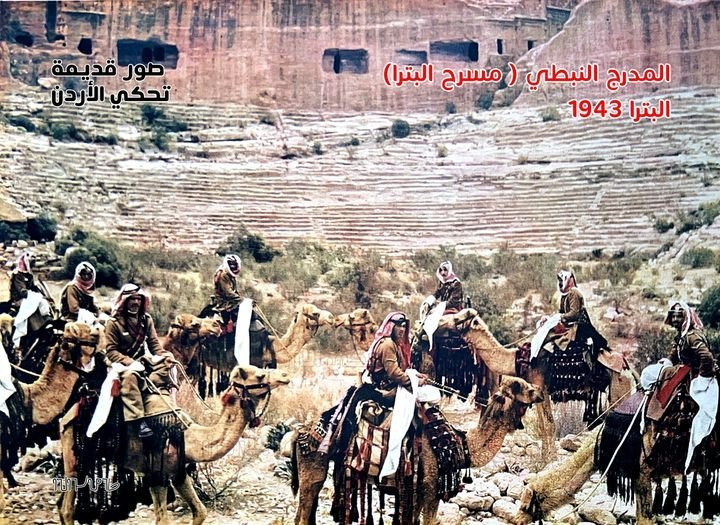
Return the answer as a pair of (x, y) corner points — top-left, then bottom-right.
(505, 0), (720, 105)
(0, 0), (571, 112)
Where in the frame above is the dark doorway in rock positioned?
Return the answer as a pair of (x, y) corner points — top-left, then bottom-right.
(528, 40), (535, 50)
(322, 49), (369, 74)
(430, 40), (479, 62)
(117, 39), (179, 68)
(496, 39), (504, 55)
(78, 37), (92, 55)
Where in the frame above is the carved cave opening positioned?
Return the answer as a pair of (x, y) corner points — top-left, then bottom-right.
(430, 40), (479, 62)
(528, 40), (535, 50)
(117, 38), (178, 68)
(322, 49), (369, 74)
(78, 37), (92, 55)
(496, 39), (504, 55)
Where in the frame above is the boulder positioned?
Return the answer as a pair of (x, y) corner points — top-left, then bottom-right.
(579, 504), (617, 525)
(507, 478), (526, 500)
(490, 472), (521, 495)
(452, 492), (495, 512)
(491, 499), (520, 522)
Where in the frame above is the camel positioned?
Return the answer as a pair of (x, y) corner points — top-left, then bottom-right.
(58, 364), (291, 525)
(197, 303), (335, 374)
(291, 376), (544, 525)
(162, 313), (223, 367)
(0, 322), (101, 510)
(437, 309), (635, 462)
(334, 308), (378, 351)
(515, 385), (719, 525)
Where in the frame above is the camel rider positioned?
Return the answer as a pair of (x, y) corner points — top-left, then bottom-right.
(213, 254), (242, 312)
(365, 312), (426, 399)
(9, 252), (53, 314)
(664, 301), (717, 378)
(545, 269), (608, 353)
(104, 284), (169, 438)
(60, 261), (99, 323)
(422, 261), (464, 317)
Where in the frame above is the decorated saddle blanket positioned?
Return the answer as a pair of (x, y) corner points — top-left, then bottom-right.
(646, 365), (692, 422)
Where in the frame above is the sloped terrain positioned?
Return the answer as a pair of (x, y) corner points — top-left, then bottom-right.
(1, 86), (719, 255)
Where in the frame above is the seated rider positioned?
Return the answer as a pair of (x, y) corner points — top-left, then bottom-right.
(60, 261), (100, 323)
(664, 301), (717, 378)
(543, 269), (607, 353)
(422, 261), (464, 316)
(104, 284), (169, 438)
(9, 252), (51, 314)
(213, 254), (242, 309)
(365, 311), (427, 400)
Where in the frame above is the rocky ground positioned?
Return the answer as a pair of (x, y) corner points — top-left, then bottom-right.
(4, 394), (718, 525)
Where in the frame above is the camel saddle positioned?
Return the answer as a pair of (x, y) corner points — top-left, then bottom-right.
(646, 365), (691, 422)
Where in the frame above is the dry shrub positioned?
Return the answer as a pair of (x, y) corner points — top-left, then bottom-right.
(553, 400), (586, 438)
(262, 376), (353, 425)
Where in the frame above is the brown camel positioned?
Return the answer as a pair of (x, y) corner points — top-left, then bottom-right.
(58, 364), (291, 525)
(515, 391), (719, 525)
(437, 309), (635, 462)
(334, 308), (378, 351)
(163, 313), (223, 367)
(271, 303), (335, 363)
(292, 376), (544, 525)
(0, 322), (100, 510)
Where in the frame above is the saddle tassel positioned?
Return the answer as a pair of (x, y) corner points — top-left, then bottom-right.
(688, 472), (701, 514)
(675, 475), (688, 517)
(651, 482), (664, 515)
(662, 477), (677, 515)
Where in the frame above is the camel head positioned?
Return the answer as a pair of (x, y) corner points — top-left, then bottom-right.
(0, 313), (13, 352)
(60, 321), (101, 367)
(221, 365), (291, 414)
(199, 314), (224, 339)
(165, 313), (223, 366)
(296, 304), (335, 331)
(334, 308), (377, 346)
(436, 307), (479, 332)
(482, 376), (544, 430)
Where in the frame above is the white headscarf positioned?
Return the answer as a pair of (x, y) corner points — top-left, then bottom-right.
(436, 261), (459, 284)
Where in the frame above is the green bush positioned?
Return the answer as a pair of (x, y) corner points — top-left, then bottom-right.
(151, 128), (169, 151)
(445, 102), (457, 114)
(0, 222), (28, 243)
(217, 226), (279, 263)
(680, 247), (716, 268)
(312, 141), (323, 155)
(699, 285), (720, 329)
(653, 217), (674, 233)
(635, 327), (675, 368)
(391, 119), (410, 139)
(540, 106), (561, 122)
(60, 229), (125, 288)
(141, 104), (165, 126)
(26, 213), (57, 242)
(50, 122), (88, 142)
(7, 115), (35, 132)
(476, 92), (494, 110)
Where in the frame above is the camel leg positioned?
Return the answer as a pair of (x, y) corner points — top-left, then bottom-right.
(150, 485), (170, 525)
(174, 475), (208, 525)
(58, 427), (76, 525)
(295, 451), (330, 525)
(419, 437), (440, 525)
(527, 367), (556, 464)
(635, 462), (654, 525)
